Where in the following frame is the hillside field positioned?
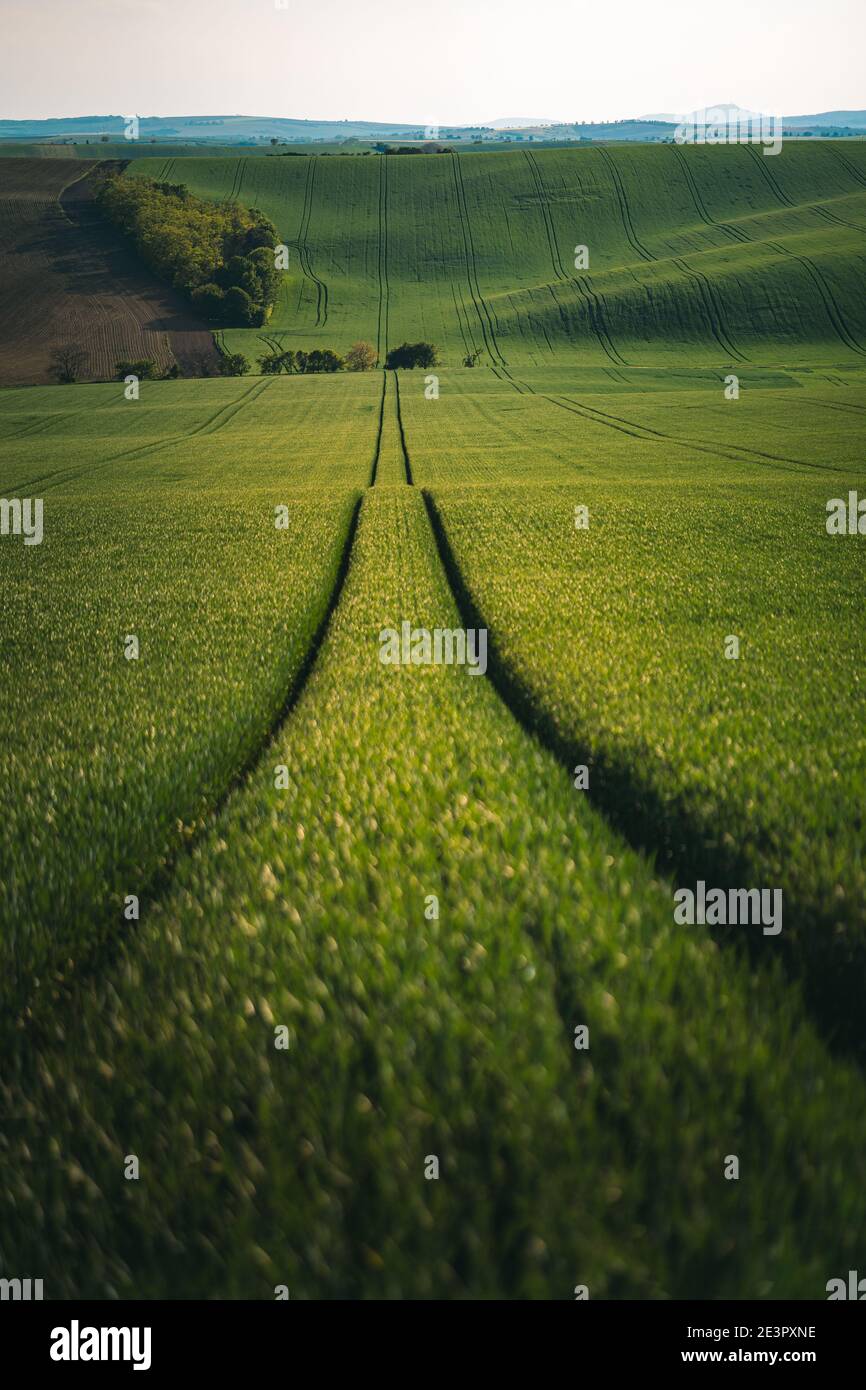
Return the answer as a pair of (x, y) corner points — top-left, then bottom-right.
(0, 142), (865, 1299)
(121, 142), (866, 368)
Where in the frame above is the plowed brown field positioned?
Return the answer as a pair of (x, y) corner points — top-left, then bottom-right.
(0, 159), (221, 384)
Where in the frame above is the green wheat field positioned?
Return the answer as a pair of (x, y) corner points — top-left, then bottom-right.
(1, 141), (865, 1298)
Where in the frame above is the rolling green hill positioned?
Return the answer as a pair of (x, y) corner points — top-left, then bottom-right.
(124, 142), (866, 368)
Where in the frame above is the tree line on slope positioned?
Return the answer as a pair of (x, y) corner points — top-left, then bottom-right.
(256, 340), (440, 374)
(93, 175), (284, 327)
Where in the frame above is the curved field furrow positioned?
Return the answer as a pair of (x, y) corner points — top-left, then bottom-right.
(295, 157), (329, 327)
(106, 376), (271, 461)
(449, 152), (507, 365)
(376, 155), (390, 361)
(554, 393), (839, 471)
(524, 148), (627, 366)
(449, 278), (477, 361)
(596, 145), (655, 262)
(490, 364), (837, 472)
(765, 238), (866, 358)
(669, 254), (750, 362)
(669, 143), (749, 243)
(827, 145), (866, 189)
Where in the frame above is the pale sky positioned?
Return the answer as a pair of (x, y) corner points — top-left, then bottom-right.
(2, 0), (864, 124)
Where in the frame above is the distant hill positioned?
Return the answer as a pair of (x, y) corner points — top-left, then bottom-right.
(120, 140), (866, 372)
(485, 117), (558, 129)
(642, 104), (866, 129)
(784, 110), (866, 128)
(2, 109), (865, 150)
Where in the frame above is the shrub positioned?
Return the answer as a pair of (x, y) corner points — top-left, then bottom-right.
(218, 352), (249, 377)
(115, 359), (160, 381)
(345, 341), (378, 371)
(385, 341), (438, 369)
(49, 344), (88, 384)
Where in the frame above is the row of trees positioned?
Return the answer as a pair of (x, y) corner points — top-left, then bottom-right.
(259, 348), (343, 374)
(94, 176), (284, 327)
(255, 340), (440, 374)
(50, 339), (450, 384)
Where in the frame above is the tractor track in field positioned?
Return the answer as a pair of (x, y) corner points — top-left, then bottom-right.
(420, 480), (866, 1061)
(256, 332), (285, 361)
(599, 145), (749, 364)
(523, 149), (628, 366)
(450, 279), (479, 362)
(669, 145), (749, 244)
(743, 141), (796, 210)
(369, 369), (412, 486)
(634, 143), (865, 367)
(295, 158), (329, 328)
(4, 485), (364, 1034)
(1, 467), (84, 494)
(549, 390), (842, 472)
(234, 160), (247, 205)
(13, 362), (398, 1017)
(376, 157), (390, 363)
(39, 364), (394, 1011)
(106, 378), (272, 462)
(800, 396), (866, 419)
(393, 371), (413, 484)
(369, 370), (386, 485)
(827, 145), (866, 190)
(0, 406), (91, 442)
(808, 202), (866, 235)
(449, 153), (507, 366)
(764, 237), (866, 359)
(493, 366), (841, 473)
(492, 364), (530, 394)
(596, 145), (655, 263)
(225, 158), (243, 204)
(670, 255), (750, 363)
(741, 141), (866, 235)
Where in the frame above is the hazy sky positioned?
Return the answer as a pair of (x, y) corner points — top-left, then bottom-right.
(3, 0), (864, 123)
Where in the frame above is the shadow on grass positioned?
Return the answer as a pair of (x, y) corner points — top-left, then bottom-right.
(423, 486), (866, 1064)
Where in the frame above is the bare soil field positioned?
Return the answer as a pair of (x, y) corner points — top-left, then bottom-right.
(0, 159), (221, 385)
